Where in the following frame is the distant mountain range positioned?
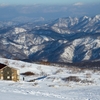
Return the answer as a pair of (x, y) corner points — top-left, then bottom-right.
(0, 15), (100, 63)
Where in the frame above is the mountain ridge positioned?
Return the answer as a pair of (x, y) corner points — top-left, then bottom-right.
(0, 15), (100, 63)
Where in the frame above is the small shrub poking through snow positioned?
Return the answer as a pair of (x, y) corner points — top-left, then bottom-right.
(28, 79), (36, 82)
(62, 76), (81, 82)
(21, 71), (35, 76)
(81, 79), (93, 84)
(54, 69), (63, 74)
(85, 73), (91, 78)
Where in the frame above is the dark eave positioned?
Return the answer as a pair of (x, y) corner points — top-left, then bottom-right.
(0, 63), (6, 69)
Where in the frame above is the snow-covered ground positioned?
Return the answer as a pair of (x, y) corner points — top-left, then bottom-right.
(0, 58), (100, 100)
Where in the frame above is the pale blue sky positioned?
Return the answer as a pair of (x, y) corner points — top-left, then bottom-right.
(0, 0), (100, 5)
(0, 0), (99, 21)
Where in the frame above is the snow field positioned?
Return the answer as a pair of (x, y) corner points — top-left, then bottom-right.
(0, 58), (100, 100)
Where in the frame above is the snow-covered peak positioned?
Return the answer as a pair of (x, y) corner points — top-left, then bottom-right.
(82, 16), (89, 21)
(95, 15), (100, 20)
(92, 15), (100, 22)
(14, 27), (27, 34)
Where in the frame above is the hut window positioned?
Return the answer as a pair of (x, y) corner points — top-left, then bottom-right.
(7, 76), (10, 79)
(12, 76), (14, 79)
(1, 76), (3, 79)
(17, 70), (19, 74)
(1, 70), (3, 74)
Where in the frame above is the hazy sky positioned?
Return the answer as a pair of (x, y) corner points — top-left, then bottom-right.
(0, 0), (100, 5)
(0, 0), (99, 21)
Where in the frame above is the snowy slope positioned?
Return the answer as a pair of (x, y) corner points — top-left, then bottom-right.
(0, 58), (100, 100)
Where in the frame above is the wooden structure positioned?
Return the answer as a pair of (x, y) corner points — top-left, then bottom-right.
(0, 63), (19, 82)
